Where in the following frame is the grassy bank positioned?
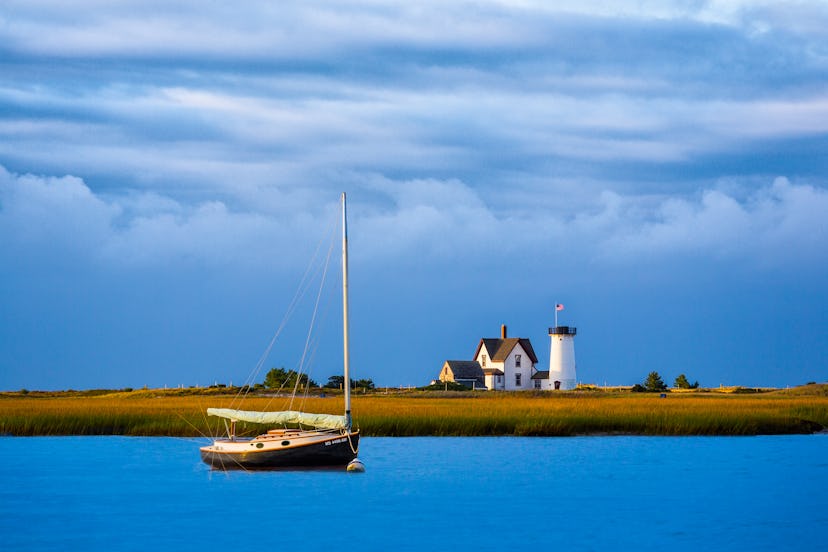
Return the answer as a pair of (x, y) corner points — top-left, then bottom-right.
(1, 385), (827, 437)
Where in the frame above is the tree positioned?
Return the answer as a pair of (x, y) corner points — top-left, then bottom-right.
(644, 371), (668, 392)
(352, 378), (375, 390)
(674, 374), (700, 389)
(324, 375), (345, 389)
(263, 367), (318, 389)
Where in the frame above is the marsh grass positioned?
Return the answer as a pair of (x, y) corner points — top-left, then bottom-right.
(351, 391), (828, 436)
(1, 387), (826, 436)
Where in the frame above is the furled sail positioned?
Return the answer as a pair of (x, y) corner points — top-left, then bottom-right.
(206, 408), (347, 430)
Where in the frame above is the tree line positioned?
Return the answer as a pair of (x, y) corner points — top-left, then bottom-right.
(262, 367), (374, 391)
(632, 371), (700, 393)
(261, 367), (695, 394)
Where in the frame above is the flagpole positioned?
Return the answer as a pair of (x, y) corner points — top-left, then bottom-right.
(554, 302), (558, 328)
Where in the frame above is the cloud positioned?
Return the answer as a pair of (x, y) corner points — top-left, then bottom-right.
(594, 177), (828, 267)
(2, 0), (827, 207)
(356, 174), (828, 274)
(0, 166), (335, 271)
(2, 165), (826, 274)
(0, 165), (119, 256)
(355, 177), (500, 262)
(2, 2), (828, 279)
(702, 97), (828, 141)
(3, 1), (824, 56)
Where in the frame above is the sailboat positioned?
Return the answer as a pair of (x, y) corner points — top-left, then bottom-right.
(200, 193), (360, 469)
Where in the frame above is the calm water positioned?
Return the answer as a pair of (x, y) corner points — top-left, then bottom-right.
(0, 435), (826, 551)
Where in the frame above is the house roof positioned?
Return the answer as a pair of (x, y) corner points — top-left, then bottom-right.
(443, 360), (484, 380)
(474, 337), (539, 364)
(531, 370), (549, 380)
(482, 368), (505, 376)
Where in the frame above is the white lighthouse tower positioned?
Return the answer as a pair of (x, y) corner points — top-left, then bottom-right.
(548, 305), (577, 390)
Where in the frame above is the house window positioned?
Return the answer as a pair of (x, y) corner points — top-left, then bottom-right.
(534, 379), (541, 389)
(515, 373), (522, 387)
(481, 355), (487, 367)
(496, 375), (502, 383)
(515, 354), (521, 367)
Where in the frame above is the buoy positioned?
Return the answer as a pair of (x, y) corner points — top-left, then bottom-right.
(346, 458), (365, 472)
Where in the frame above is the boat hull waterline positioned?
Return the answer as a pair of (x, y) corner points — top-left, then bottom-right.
(201, 430), (360, 469)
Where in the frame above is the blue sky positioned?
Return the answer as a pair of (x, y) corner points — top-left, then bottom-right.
(1, 1), (827, 390)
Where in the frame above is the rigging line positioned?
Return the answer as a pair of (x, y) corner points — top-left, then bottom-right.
(297, 336), (320, 412)
(294, 280), (332, 410)
(278, 211), (340, 412)
(233, 258), (320, 408)
(296, 278), (335, 412)
(232, 219), (332, 403)
(296, 334), (321, 413)
(241, 213), (338, 407)
(279, 217), (338, 415)
(194, 396), (221, 441)
(289, 222), (337, 411)
(230, 209), (340, 409)
(258, 371), (294, 415)
(295, 225), (339, 413)
(174, 410), (213, 441)
(259, 303), (332, 414)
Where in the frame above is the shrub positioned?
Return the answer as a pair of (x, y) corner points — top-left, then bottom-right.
(675, 374), (700, 389)
(644, 372), (668, 392)
(420, 381), (474, 392)
(263, 367), (318, 389)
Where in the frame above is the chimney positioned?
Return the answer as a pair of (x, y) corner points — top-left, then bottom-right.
(501, 324), (507, 339)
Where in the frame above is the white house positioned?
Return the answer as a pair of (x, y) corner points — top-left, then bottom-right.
(440, 325), (540, 391)
(474, 325), (539, 390)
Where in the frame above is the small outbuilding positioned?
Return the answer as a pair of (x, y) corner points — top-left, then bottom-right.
(439, 360), (486, 389)
(531, 370), (550, 390)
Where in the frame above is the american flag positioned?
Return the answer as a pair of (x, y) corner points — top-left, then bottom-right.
(556, 304), (564, 311)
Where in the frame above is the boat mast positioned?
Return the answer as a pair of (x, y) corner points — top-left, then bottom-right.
(341, 192), (352, 430)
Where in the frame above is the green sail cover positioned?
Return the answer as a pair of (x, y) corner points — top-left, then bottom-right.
(206, 408), (347, 430)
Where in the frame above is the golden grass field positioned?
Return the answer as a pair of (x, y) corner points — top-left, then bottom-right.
(2, 384), (827, 437)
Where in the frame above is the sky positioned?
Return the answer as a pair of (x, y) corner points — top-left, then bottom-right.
(1, 0), (827, 391)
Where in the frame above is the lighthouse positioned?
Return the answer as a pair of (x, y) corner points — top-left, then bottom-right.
(548, 305), (577, 390)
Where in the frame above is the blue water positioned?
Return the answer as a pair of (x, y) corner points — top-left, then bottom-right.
(0, 435), (826, 551)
